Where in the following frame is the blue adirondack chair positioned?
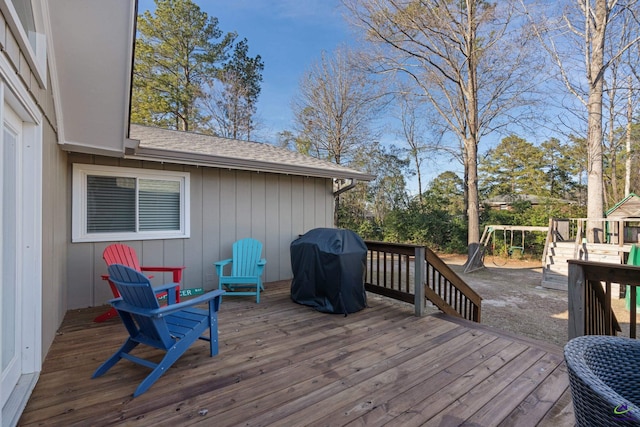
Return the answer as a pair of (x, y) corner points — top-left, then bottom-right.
(92, 264), (225, 397)
(215, 238), (266, 303)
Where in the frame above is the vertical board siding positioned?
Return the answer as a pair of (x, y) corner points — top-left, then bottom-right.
(303, 178), (317, 232)
(219, 170), (238, 255)
(290, 177), (305, 237)
(67, 239), (94, 308)
(41, 121), (69, 354)
(162, 238), (186, 283)
(278, 176), (295, 279)
(322, 179), (332, 225)
(200, 167), (220, 288)
(251, 173), (267, 243)
(265, 174), (281, 278)
(185, 165), (204, 287)
(235, 171), (252, 238)
(251, 173), (268, 278)
(67, 156), (336, 308)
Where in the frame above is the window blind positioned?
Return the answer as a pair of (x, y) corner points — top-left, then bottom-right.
(87, 176), (135, 233)
(139, 179), (180, 231)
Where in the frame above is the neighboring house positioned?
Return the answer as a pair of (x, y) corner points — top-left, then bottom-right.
(0, 2), (372, 425)
(483, 194), (577, 211)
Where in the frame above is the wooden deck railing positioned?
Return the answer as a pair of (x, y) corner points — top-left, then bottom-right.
(567, 259), (638, 339)
(364, 241), (482, 322)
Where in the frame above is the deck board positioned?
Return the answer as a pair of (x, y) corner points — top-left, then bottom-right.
(18, 281), (574, 426)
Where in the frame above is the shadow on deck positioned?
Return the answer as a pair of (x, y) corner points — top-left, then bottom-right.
(19, 281), (574, 426)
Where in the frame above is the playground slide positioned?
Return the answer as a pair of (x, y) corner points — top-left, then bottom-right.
(626, 244), (640, 311)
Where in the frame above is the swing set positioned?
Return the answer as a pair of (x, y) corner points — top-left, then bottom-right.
(464, 224), (549, 272)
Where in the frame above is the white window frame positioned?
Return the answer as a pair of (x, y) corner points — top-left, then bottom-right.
(0, 0), (47, 87)
(72, 164), (190, 242)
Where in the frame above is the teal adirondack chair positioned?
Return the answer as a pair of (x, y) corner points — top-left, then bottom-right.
(215, 238), (266, 303)
(92, 264), (225, 397)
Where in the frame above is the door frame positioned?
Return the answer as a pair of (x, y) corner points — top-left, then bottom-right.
(1, 103), (24, 409)
(0, 62), (43, 426)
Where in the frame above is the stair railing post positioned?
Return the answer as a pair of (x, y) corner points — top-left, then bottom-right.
(414, 246), (426, 317)
(568, 261), (586, 339)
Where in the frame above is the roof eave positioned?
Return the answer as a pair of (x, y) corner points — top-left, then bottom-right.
(126, 148), (376, 181)
(48, 0), (136, 155)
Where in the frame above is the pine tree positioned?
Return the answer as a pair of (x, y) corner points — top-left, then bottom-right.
(479, 135), (545, 197)
(132, 0), (235, 132)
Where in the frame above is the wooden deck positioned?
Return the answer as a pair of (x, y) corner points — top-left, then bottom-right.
(19, 281), (574, 426)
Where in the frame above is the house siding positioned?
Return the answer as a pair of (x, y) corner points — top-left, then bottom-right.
(41, 116), (67, 356)
(67, 154), (335, 309)
(0, 8), (65, 361)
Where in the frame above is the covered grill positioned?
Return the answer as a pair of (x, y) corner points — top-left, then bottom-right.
(290, 228), (367, 314)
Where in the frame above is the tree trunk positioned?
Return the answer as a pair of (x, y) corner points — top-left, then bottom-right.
(416, 151), (423, 208)
(466, 137), (480, 244)
(464, 0), (480, 247)
(626, 75), (632, 196)
(607, 86), (617, 206)
(463, 163), (469, 224)
(586, 0), (607, 243)
(586, 90), (605, 242)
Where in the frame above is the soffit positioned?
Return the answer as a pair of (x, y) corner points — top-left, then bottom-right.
(48, 0), (136, 155)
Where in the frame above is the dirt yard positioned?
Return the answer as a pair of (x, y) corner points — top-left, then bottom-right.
(437, 254), (634, 348)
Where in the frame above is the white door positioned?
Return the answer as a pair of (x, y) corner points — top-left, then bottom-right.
(1, 105), (22, 409)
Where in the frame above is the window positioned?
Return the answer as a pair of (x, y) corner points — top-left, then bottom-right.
(72, 164), (190, 242)
(1, 0), (47, 87)
(11, 0), (36, 51)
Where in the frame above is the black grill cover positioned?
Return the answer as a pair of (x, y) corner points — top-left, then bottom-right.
(290, 228), (367, 314)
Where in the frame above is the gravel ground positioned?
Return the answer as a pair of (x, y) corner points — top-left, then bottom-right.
(439, 254), (636, 348)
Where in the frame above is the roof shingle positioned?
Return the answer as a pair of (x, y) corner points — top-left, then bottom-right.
(128, 125), (375, 181)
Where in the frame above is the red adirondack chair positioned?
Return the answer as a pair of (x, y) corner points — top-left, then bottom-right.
(93, 243), (185, 322)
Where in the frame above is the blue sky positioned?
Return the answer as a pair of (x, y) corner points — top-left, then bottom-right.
(137, 0), (467, 192)
(138, 0), (355, 143)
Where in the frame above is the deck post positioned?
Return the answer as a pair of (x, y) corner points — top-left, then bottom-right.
(414, 246), (426, 317)
(568, 261), (586, 339)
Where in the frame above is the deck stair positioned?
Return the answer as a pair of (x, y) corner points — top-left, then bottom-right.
(542, 241), (574, 290)
(542, 240), (629, 291)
